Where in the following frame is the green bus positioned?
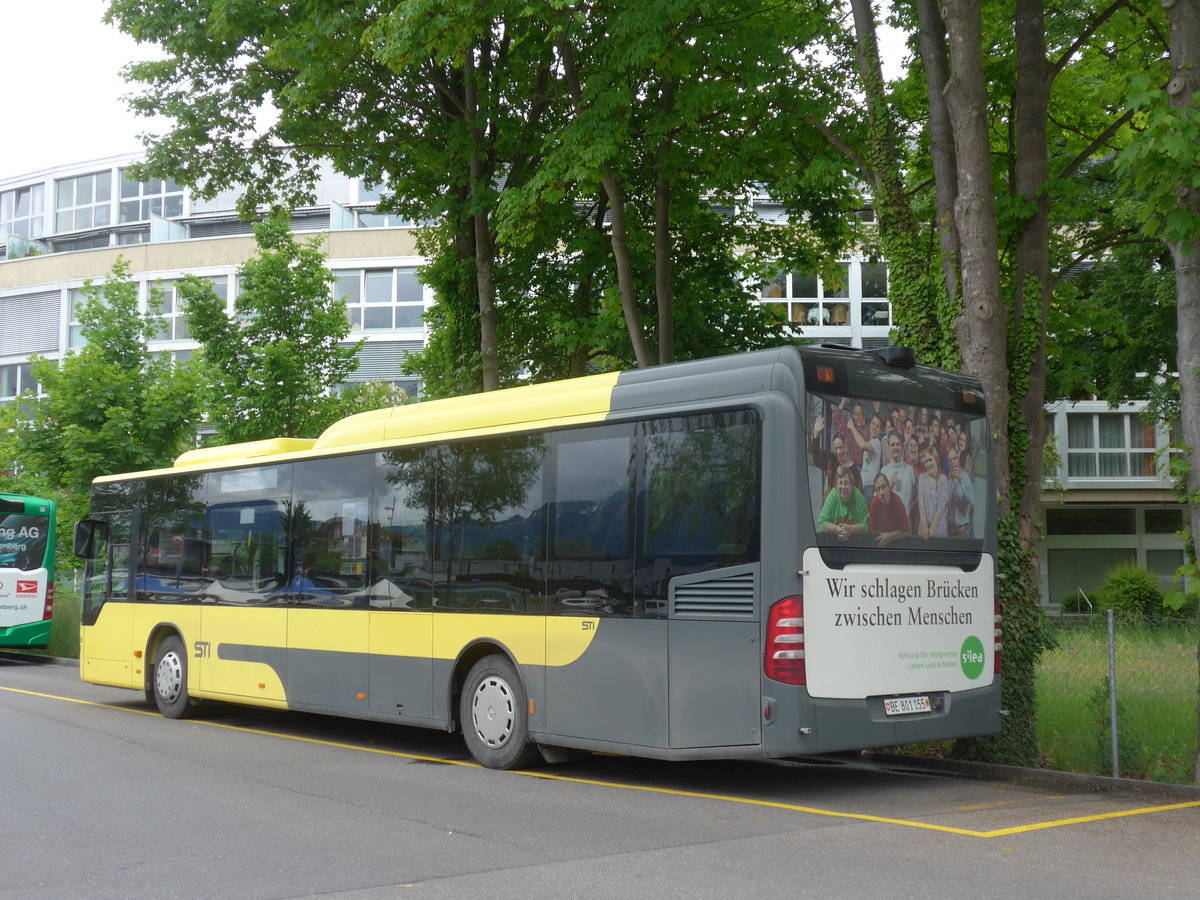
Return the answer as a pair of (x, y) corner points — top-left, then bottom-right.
(75, 345), (1001, 768)
(0, 493), (57, 649)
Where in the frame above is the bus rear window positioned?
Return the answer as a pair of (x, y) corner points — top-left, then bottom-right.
(806, 391), (988, 549)
(0, 514), (51, 570)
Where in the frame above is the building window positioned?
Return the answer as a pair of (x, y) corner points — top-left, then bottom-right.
(1046, 507), (1136, 535)
(0, 363), (39, 401)
(55, 172), (113, 233)
(155, 281), (190, 341)
(350, 182), (409, 228)
(354, 211), (412, 228)
(154, 276), (228, 342)
(335, 268), (424, 331)
(68, 287), (92, 349)
(1, 184), (45, 239)
(860, 262), (889, 327)
(1146, 548), (1185, 590)
(758, 263), (850, 327)
(1066, 413), (1157, 478)
(1145, 508), (1184, 534)
(119, 171), (184, 223)
(118, 228), (149, 245)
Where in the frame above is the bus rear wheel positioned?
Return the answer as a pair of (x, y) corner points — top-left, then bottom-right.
(461, 655), (539, 770)
(153, 634), (195, 719)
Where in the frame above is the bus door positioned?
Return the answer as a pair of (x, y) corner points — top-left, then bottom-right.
(369, 447), (437, 723)
(649, 412), (763, 750)
(543, 425), (669, 748)
(285, 458), (373, 715)
(80, 509), (137, 688)
(200, 472), (291, 704)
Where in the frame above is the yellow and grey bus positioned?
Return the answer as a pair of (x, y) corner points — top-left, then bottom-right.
(75, 345), (1000, 768)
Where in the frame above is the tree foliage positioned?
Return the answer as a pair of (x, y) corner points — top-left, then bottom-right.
(108, 0), (862, 394)
(0, 258), (205, 499)
(179, 211), (368, 443)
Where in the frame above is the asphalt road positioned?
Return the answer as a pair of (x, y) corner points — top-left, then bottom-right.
(3, 656), (1199, 900)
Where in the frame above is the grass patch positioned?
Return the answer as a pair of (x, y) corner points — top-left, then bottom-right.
(1037, 619), (1199, 783)
(46, 578), (81, 659)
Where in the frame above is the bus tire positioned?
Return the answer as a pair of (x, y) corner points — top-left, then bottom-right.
(153, 634), (195, 719)
(461, 655), (539, 770)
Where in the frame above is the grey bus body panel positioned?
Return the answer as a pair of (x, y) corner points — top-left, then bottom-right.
(545, 618), (669, 748)
(368, 649), (435, 720)
(667, 618), (760, 747)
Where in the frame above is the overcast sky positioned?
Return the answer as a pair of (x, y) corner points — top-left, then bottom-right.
(2, 2), (908, 182)
(1, 0), (163, 179)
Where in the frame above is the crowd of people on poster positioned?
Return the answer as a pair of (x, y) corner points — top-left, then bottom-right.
(807, 394), (985, 545)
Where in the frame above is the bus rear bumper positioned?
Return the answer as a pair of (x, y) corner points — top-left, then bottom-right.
(760, 681), (1003, 758)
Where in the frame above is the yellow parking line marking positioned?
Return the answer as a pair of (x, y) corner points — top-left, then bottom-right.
(4, 684), (1198, 837)
(516, 769), (1200, 837)
(976, 802), (1200, 837)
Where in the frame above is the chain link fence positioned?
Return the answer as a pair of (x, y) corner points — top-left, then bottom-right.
(1038, 612), (1200, 783)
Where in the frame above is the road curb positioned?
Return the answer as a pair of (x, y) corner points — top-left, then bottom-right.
(861, 750), (1200, 801)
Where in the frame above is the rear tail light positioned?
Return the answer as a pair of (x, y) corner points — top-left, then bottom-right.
(765, 596), (805, 685)
(43, 582), (54, 621)
(993, 595), (1002, 675)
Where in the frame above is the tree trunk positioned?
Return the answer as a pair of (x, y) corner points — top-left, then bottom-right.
(463, 47), (500, 392)
(471, 208), (500, 392)
(849, 0), (948, 365)
(1011, 0), (1052, 556)
(559, 36), (654, 369)
(1161, 0), (1200, 780)
(914, 0), (961, 311)
(602, 165), (655, 368)
(940, 0), (1012, 509)
(654, 81), (676, 366)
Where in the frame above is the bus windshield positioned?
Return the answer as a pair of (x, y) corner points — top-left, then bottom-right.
(807, 389), (988, 549)
(0, 513), (51, 570)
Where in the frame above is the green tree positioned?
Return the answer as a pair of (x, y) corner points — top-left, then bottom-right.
(179, 211), (365, 443)
(0, 258), (205, 501)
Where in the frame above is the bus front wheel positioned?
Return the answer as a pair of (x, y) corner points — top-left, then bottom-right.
(461, 655), (539, 770)
(153, 635), (195, 719)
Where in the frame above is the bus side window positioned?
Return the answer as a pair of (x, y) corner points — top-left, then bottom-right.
(292, 456), (372, 607)
(207, 466), (292, 605)
(637, 412), (761, 608)
(374, 447), (437, 610)
(433, 436), (547, 612)
(138, 475), (207, 603)
(548, 426), (635, 616)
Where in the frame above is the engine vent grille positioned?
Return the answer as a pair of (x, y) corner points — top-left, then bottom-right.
(671, 570), (756, 619)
